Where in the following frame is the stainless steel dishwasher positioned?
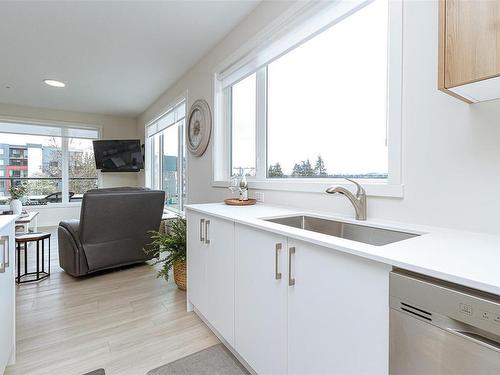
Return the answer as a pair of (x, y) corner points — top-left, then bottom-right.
(390, 270), (500, 374)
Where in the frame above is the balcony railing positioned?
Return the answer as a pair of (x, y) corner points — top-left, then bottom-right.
(0, 177), (98, 205)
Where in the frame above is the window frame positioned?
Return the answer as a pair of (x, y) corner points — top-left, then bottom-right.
(0, 117), (101, 205)
(145, 96), (187, 213)
(212, 0), (403, 198)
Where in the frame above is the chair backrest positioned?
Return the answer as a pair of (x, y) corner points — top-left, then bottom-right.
(78, 187), (165, 271)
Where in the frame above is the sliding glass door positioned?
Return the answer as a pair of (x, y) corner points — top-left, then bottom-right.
(146, 99), (186, 213)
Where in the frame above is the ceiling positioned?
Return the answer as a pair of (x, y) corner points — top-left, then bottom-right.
(0, 1), (260, 118)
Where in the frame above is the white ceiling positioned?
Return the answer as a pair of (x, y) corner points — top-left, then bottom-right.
(0, 1), (260, 118)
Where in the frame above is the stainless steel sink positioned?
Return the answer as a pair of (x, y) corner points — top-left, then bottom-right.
(263, 215), (419, 246)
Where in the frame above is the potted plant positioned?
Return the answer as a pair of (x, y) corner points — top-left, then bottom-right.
(145, 217), (187, 290)
(9, 183), (27, 214)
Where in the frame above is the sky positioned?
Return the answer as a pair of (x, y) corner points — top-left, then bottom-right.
(231, 0), (389, 176)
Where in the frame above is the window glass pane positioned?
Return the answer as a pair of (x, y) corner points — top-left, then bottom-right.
(267, 0), (388, 179)
(152, 134), (161, 190)
(147, 100), (186, 211)
(231, 73), (256, 176)
(0, 133), (62, 203)
(69, 138), (98, 196)
(162, 123), (179, 211)
(181, 119), (186, 210)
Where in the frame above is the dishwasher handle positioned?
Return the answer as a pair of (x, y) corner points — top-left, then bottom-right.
(449, 329), (500, 353)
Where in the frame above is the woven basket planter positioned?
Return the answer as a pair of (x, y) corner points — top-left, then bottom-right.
(173, 260), (187, 291)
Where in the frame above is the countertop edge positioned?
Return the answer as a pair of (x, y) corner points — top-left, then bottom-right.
(186, 204), (500, 296)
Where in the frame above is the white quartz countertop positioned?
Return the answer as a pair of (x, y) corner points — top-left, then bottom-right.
(186, 203), (500, 296)
(0, 214), (19, 233)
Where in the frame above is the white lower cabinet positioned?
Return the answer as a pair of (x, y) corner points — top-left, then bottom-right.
(187, 209), (391, 375)
(287, 238), (391, 375)
(187, 211), (235, 346)
(235, 224), (288, 375)
(204, 216), (235, 345)
(187, 210), (207, 315)
(0, 222), (16, 374)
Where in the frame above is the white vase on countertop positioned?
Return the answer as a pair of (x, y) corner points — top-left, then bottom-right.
(10, 199), (22, 214)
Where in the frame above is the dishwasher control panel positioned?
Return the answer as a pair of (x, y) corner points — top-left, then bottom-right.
(459, 302), (500, 325)
(390, 270), (500, 337)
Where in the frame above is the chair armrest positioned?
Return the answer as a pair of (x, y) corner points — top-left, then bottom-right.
(59, 219), (82, 247)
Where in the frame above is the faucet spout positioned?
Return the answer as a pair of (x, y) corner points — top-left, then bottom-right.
(325, 179), (367, 221)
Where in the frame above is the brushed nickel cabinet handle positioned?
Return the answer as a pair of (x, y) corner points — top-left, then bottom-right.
(3, 236), (8, 268)
(200, 219), (205, 242)
(275, 243), (282, 280)
(205, 220), (211, 245)
(0, 236), (6, 273)
(288, 246), (295, 286)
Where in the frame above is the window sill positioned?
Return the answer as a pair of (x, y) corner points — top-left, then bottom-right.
(212, 179), (404, 198)
(163, 207), (184, 219)
(0, 202), (82, 211)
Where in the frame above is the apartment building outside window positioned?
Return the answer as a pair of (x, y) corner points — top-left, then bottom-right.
(0, 121), (100, 205)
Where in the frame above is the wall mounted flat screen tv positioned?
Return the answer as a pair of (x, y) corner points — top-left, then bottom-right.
(93, 139), (144, 172)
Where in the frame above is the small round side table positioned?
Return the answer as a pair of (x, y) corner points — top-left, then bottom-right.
(15, 232), (51, 284)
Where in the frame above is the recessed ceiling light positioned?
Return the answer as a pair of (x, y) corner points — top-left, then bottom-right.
(43, 79), (66, 88)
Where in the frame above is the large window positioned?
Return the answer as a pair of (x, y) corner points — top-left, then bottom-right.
(0, 122), (99, 205)
(69, 138), (98, 195)
(214, 0), (402, 196)
(231, 73), (256, 177)
(146, 99), (186, 212)
(267, 0), (388, 179)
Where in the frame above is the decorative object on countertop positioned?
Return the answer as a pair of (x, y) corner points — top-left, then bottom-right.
(186, 99), (212, 157)
(239, 174), (248, 201)
(228, 175), (241, 198)
(226, 172), (254, 205)
(9, 183), (27, 214)
(145, 216), (187, 290)
(224, 198), (257, 206)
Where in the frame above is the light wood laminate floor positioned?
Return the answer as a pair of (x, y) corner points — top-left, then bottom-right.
(5, 227), (219, 375)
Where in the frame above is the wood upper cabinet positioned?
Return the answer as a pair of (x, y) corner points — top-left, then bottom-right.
(439, 0), (500, 102)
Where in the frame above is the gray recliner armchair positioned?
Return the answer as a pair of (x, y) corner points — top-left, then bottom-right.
(58, 187), (165, 277)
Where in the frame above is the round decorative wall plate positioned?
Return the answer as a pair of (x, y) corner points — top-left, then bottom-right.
(186, 99), (212, 157)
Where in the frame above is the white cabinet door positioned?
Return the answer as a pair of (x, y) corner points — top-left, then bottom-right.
(187, 210), (208, 315)
(187, 211), (236, 347)
(205, 216), (235, 346)
(235, 224), (287, 375)
(287, 239), (391, 375)
(0, 224), (16, 373)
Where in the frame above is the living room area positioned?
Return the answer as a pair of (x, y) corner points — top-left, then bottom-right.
(0, 1), (266, 374)
(0, 80), (218, 373)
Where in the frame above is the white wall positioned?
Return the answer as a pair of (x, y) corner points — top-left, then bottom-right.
(139, 0), (500, 235)
(137, 1), (294, 200)
(0, 103), (139, 225)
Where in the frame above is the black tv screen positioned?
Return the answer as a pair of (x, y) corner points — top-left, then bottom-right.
(93, 140), (144, 172)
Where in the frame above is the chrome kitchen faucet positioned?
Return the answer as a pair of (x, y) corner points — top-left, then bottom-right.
(325, 178), (367, 221)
